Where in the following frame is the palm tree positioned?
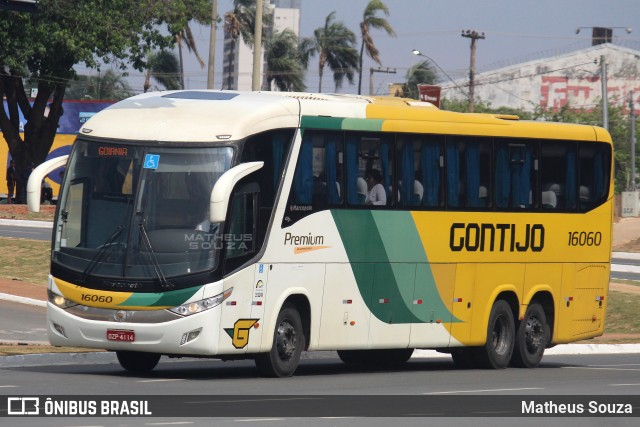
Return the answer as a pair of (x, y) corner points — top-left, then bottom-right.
(144, 50), (181, 92)
(264, 29), (306, 92)
(223, 0), (272, 89)
(66, 70), (134, 101)
(300, 11), (359, 93)
(357, 0), (396, 95)
(403, 59), (438, 99)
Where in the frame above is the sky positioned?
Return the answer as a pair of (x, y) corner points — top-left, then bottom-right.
(122, 0), (640, 95)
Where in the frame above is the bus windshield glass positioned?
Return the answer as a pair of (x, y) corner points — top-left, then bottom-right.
(52, 139), (234, 282)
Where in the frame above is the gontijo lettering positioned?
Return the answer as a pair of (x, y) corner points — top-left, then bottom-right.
(450, 222), (545, 252)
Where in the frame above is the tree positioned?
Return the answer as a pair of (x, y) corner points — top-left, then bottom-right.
(403, 60), (438, 100)
(144, 50), (181, 93)
(163, 1), (211, 89)
(65, 70), (134, 101)
(357, 0), (396, 95)
(300, 11), (359, 93)
(0, 0), (176, 202)
(223, 0), (272, 90)
(263, 29), (305, 92)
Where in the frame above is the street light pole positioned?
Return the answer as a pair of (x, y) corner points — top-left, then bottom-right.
(411, 49), (468, 99)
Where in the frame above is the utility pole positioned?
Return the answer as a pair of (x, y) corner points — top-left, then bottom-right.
(601, 55), (609, 131)
(631, 91), (637, 190)
(252, 0), (263, 91)
(207, 0), (218, 89)
(369, 67), (396, 95)
(461, 29), (485, 113)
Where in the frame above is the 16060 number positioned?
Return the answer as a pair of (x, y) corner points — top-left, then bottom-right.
(567, 231), (602, 247)
(81, 294), (113, 303)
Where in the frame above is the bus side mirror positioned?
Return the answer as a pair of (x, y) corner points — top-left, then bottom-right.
(27, 155), (69, 213)
(210, 161), (264, 223)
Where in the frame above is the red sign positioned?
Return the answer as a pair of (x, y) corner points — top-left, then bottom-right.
(107, 329), (135, 342)
(418, 84), (442, 107)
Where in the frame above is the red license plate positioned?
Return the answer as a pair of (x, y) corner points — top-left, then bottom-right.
(107, 329), (135, 342)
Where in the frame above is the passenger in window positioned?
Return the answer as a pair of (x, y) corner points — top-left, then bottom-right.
(365, 169), (387, 206)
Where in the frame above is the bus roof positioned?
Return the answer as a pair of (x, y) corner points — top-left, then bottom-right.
(80, 90), (610, 144)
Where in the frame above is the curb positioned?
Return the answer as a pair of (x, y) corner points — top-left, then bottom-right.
(0, 218), (53, 229)
(0, 293), (47, 307)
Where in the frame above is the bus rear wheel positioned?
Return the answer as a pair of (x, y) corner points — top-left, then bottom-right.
(255, 304), (305, 378)
(116, 350), (161, 373)
(474, 300), (515, 369)
(511, 303), (548, 368)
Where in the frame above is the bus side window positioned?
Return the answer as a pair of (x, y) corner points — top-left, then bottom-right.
(291, 131), (343, 207)
(345, 133), (393, 206)
(579, 142), (611, 212)
(495, 141), (537, 209)
(397, 135), (443, 208)
(540, 141), (576, 211)
(446, 137), (491, 209)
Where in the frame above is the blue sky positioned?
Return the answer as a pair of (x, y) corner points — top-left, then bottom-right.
(129, 0), (640, 94)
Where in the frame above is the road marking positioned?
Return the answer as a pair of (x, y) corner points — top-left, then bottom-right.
(563, 366), (640, 372)
(609, 383), (640, 386)
(185, 397), (320, 404)
(611, 264), (640, 274)
(234, 419), (286, 423)
(137, 379), (185, 383)
(587, 363), (640, 367)
(423, 387), (543, 395)
(145, 423), (194, 426)
(0, 385), (17, 388)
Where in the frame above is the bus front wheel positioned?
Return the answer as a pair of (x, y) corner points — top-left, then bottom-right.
(474, 300), (515, 369)
(255, 304), (305, 378)
(116, 350), (161, 373)
(511, 303), (548, 368)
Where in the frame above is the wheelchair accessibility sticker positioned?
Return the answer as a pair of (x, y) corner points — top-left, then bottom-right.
(144, 154), (160, 169)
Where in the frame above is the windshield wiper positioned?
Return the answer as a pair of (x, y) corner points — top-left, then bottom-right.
(81, 225), (125, 284)
(138, 221), (173, 290)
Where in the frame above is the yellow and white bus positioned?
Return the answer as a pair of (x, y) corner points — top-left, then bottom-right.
(29, 90), (613, 377)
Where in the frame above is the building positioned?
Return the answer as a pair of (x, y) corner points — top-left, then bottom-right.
(222, 0), (301, 91)
(441, 43), (640, 113)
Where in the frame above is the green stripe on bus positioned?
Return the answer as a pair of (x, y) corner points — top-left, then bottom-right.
(300, 116), (344, 130)
(331, 210), (459, 324)
(341, 118), (384, 131)
(119, 286), (202, 308)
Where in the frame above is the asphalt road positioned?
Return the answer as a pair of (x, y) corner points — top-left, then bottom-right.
(0, 353), (639, 426)
(0, 225), (52, 241)
(0, 300), (47, 343)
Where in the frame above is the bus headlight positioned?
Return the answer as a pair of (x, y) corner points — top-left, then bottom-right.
(48, 290), (79, 309)
(168, 288), (233, 317)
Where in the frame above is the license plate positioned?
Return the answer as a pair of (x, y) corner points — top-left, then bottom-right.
(107, 329), (135, 342)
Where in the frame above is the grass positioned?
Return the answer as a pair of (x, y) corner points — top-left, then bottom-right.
(0, 237), (50, 285)
(0, 204), (55, 221)
(602, 290), (640, 335)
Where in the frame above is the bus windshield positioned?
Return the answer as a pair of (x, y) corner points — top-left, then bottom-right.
(52, 139), (234, 284)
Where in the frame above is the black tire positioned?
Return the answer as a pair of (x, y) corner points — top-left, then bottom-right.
(474, 300), (515, 369)
(116, 350), (161, 373)
(451, 348), (476, 369)
(255, 304), (305, 378)
(338, 349), (414, 366)
(511, 303), (548, 368)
